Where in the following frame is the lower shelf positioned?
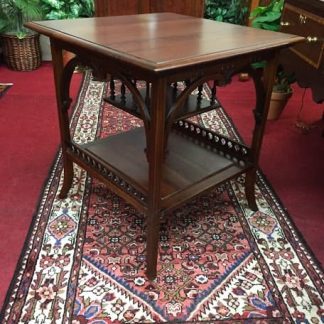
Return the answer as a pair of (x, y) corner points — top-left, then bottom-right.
(69, 126), (251, 210)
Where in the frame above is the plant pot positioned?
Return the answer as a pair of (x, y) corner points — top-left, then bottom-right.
(267, 90), (292, 120)
(1, 33), (41, 71)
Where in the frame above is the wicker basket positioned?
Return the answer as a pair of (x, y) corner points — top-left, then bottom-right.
(1, 33), (41, 71)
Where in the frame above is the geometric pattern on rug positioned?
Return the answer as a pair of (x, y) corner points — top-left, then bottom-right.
(48, 213), (78, 242)
(77, 184), (281, 322)
(1, 72), (323, 323)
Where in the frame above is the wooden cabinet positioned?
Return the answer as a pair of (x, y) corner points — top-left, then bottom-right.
(150, 0), (204, 17)
(94, 0), (149, 16)
(279, 0), (324, 103)
(94, 0), (204, 18)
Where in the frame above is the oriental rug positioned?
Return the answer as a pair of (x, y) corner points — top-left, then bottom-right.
(1, 72), (323, 324)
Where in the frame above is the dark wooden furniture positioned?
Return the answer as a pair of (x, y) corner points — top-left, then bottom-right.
(94, 0), (204, 18)
(280, 0), (324, 103)
(26, 14), (302, 279)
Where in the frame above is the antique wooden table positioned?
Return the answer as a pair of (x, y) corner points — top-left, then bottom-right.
(26, 13), (303, 279)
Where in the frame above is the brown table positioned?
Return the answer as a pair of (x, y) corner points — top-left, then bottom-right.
(26, 13), (303, 279)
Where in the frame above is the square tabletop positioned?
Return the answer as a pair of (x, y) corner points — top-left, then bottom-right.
(26, 13), (303, 71)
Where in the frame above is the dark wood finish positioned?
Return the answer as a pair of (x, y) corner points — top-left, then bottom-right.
(150, 0), (204, 17)
(280, 0), (324, 103)
(27, 15), (302, 72)
(26, 13), (302, 279)
(94, 0), (150, 17)
(94, 0), (204, 17)
(249, 0), (261, 26)
(284, 0), (324, 16)
(75, 125), (252, 203)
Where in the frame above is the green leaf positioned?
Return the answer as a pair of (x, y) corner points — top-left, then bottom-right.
(16, 31), (27, 39)
(249, 0), (283, 31)
(253, 12), (281, 23)
(204, 0), (249, 25)
(0, 0), (43, 36)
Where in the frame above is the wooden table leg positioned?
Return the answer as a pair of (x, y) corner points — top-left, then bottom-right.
(146, 78), (167, 280)
(245, 53), (279, 211)
(245, 169), (258, 211)
(50, 41), (74, 199)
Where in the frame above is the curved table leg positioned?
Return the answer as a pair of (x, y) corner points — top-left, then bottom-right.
(50, 41), (79, 199)
(59, 160), (74, 199)
(246, 54), (279, 211)
(245, 169), (258, 211)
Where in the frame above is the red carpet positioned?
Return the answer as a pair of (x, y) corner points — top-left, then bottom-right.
(0, 63), (323, 310)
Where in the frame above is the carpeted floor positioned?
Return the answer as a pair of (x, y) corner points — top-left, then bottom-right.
(1, 72), (323, 323)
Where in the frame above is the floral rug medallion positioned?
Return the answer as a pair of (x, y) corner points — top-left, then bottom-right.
(1, 73), (323, 324)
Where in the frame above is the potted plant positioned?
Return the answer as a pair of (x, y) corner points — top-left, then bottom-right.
(41, 0), (94, 20)
(250, 0), (295, 119)
(0, 0), (43, 71)
(205, 0), (249, 26)
(40, 0), (94, 63)
(268, 68), (295, 120)
(249, 0), (283, 31)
